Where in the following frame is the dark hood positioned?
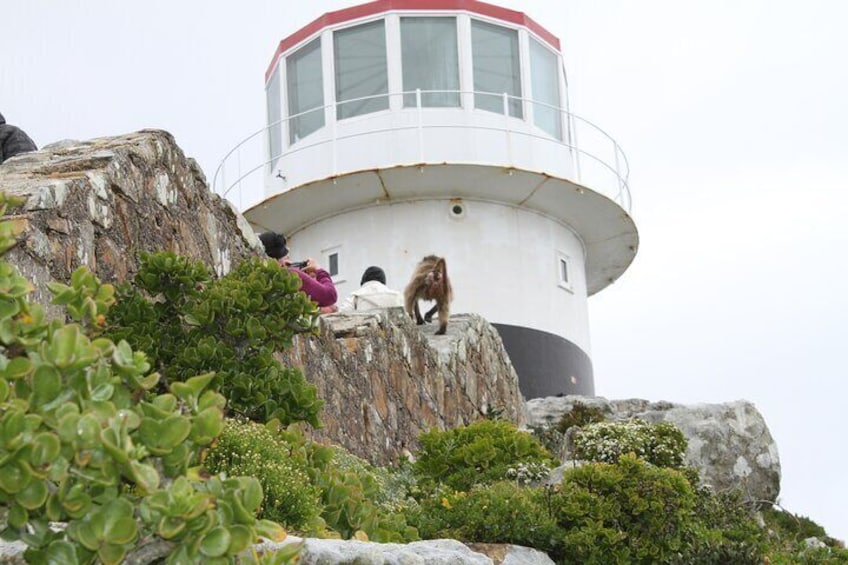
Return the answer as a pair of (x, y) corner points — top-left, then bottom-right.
(0, 113), (5, 125)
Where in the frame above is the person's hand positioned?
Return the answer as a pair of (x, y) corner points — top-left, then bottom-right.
(302, 258), (319, 276)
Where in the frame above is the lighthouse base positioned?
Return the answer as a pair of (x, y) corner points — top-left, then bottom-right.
(493, 324), (595, 400)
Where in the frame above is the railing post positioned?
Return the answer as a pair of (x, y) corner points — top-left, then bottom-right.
(331, 106), (338, 178)
(417, 89), (424, 162)
(503, 92), (513, 164)
(613, 139), (623, 207)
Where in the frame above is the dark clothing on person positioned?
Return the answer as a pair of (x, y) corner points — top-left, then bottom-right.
(0, 113), (37, 164)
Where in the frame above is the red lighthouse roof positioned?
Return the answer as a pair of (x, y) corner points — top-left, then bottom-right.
(265, 0), (561, 82)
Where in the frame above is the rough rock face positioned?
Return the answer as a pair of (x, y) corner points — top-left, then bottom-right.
(0, 130), (261, 318)
(525, 395), (781, 503)
(0, 129), (526, 465)
(0, 538), (554, 565)
(283, 309), (526, 465)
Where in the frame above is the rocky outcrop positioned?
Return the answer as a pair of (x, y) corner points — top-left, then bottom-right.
(526, 395), (781, 503)
(0, 130), (261, 318)
(284, 309), (526, 465)
(0, 129), (526, 466)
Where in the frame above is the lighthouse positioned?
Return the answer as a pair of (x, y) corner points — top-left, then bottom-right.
(216, 0), (638, 399)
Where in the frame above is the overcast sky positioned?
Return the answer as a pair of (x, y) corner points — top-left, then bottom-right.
(2, 0), (846, 543)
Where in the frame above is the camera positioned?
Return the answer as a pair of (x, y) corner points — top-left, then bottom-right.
(288, 260), (309, 269)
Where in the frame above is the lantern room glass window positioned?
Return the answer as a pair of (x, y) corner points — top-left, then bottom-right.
(471, 20), (522, 118)
(334, 20), (389, 119)
(266, 66), (282, 165)
(286, 38), (324, 144)
(530, 38), (562, 140)
(401, 17), (460, 108)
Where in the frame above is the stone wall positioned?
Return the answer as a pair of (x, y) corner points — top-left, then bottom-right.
(283, 310), (526, 465)
(0, 130), (261, 318)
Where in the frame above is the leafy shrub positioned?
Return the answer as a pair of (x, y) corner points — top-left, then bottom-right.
(0, 194), (293, 564)
(414, 420), (556, 492)
(556, 401), (607, 435)
(762, 507), (848, 563)
(551, 454), (696, 564)
(209, 419), (418, 543)
(203, 419), (322, 530)
(676, 483), (766, 564)
(106, 251), (323, 427)
(572, 419), (687, 468)
(409, 481), (560, 553)
(307, 442), (419, 542)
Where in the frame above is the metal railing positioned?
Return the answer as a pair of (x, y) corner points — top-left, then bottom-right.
(212, 89), (631, 212)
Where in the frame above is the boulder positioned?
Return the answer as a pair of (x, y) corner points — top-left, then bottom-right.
(526, 395), (781, 503)
(284, 309), (526, 465)
(0, 129), (261, 319)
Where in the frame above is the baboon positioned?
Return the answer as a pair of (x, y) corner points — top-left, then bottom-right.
(404, 255), (453, 335)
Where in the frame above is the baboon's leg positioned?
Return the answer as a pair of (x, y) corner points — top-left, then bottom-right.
(423, 304), (438, 323)
(436, 306), (449, 335)
(414, 301), (425, 325)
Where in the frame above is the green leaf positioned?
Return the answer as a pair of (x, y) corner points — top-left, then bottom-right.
(103, 515), (137, 546)
(7, 502), (28, 528)
(3, 356), (32, 380)
(46, 325), (82, 369)
(158, 516), (186, 540)
(199, 527), (231, 557)
(32, 365), (62, 406)
(129, 460), (160, 494)
(241, 478), (263, 514)
(0, 296), (21, 320)
(255, 519), (287, 542)
(189, 407), (223, 445)
(44, 540), (80, 565)
(97, 543), (128, 565)
(225, 524), (253, 555)
(0, 462), (31, 494)
(30, 432), (61, 467)
(15, 477), (48, 509)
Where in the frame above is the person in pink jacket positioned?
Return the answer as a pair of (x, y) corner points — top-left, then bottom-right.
(259, 231), (338, 313)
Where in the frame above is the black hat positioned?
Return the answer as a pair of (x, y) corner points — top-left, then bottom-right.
(361, 266), (386, 285)
(259, 232), (288, 259)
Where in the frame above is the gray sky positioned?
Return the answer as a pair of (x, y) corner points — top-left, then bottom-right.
(2, 0), (846, 542)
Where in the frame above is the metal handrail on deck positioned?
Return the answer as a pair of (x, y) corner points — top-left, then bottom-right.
(212, 89), (631, 212)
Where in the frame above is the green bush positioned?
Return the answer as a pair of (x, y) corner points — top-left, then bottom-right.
(410, 481), (560, 553)
(306, 441), (419, 542)
(762, 507), (848, 563)
(0, 194), (294, 564)
(572, 419), (687, 468)
(676, 483), (766, 564)
(203, 419), (322, 531)
(208, 419), (418, 543)
(551, 454), (696, 564)
(414, 420), (556, 492)
(106, 251), (323, 427)
(556, 401), (607, 435)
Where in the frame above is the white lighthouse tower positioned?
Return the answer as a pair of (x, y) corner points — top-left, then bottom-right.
(216, 0), (638, 399)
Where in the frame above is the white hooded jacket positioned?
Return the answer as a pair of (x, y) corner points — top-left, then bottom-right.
(338, 280), (404, 312)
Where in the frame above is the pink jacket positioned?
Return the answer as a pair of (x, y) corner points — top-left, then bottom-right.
(291, 267), (337, 307)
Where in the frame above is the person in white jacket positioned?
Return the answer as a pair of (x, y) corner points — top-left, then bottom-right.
(338, 266), (404, 312)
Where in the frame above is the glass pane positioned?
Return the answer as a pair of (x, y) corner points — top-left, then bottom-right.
(329, 252), (339, 276)
(334, 20), (389, 119)
(286, 38), (325, 144)
(266, 66), (282, 165)
(530, 39), (562, 139)
(401, 17), (460, 108)
(471, 20), (522, 118)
